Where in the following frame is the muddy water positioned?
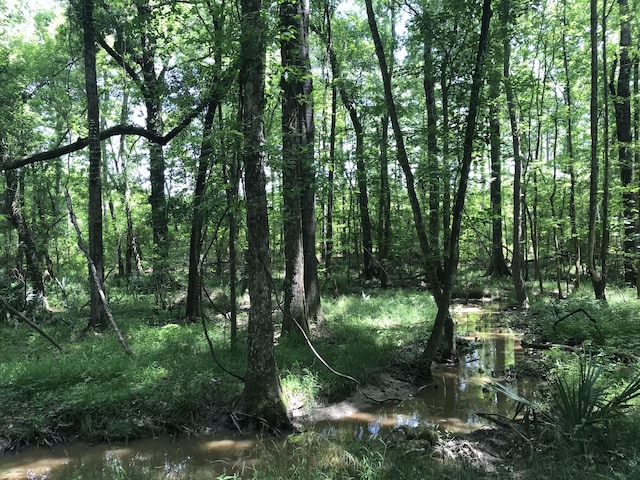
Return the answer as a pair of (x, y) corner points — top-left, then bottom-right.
(1, 304), (533, 479)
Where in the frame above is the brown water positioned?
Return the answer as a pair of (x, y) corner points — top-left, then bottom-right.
(0, 305), (534, 479)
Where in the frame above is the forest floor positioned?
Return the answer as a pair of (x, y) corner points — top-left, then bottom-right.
(2, 280), (640, 478)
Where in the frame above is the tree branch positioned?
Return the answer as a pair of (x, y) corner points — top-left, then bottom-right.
(0, 98), (212, 171)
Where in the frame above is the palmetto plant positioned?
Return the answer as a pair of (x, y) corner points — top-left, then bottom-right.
(490, 355), (640, 445)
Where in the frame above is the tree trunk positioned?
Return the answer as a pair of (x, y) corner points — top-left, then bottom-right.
(613, 0), (633, 283)
(3, 168), (46, 304)
(280, 0), (312, 335)
(364, 0), (437, 295)
(486, 62), (510, 277)
(562, 1), (581, 290)
(588, 0), (606, 299)
(502, 0), (529, 308)
(185, 101), (217, 321)
(238, 0), (291, 431)
(419, 0), (492, 369)
(423, 19), (441, 272)
(82, 0), (106, 329)
(378, 115), (391, 286)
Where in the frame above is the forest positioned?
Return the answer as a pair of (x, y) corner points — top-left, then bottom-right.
(1, 0), (640, 477)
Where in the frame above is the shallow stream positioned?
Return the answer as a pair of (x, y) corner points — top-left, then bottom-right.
(1, 304), (536, 479)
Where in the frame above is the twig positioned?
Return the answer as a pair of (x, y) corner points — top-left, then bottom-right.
(64, 190), (133, 358)
(0, 295), (62, 351)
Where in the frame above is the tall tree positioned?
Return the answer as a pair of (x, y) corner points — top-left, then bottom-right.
(486, 45), (510, 277)
(81, 0), (107, 328)
(501, 0), (529, 308)
(612, 0), (634, 283)
(588, 0), (606, 299)
(419, 0), (493, 369)
(238, 0), (291, 430)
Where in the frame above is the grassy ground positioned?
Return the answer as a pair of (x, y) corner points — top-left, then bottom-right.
(2, 278), (640, 479)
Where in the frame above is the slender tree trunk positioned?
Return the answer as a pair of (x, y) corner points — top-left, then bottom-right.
(562, 1), (581, 290)
(588, 0), (606, 299)
(3, 168), (46, 304)
(238, 0), (291, 430)
(186, 102), (217, 321)
(364, 0), (437, 294)
(600, 0), (611, 283)
(226, 149), (240, 351)
(324, 5), (336, 276)
(423, 18), (441, 271)
(378, 115), (391, 286)
(487, 63), (510, 277)
(502, 0), (529, 308)
(82, 0), (106, 328)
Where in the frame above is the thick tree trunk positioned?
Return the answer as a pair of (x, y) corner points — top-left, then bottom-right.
(238, 0), (291, 431)
(281, 0), (311, 334)
(82, 0), (107, 329)
(613, 0), (633, 283)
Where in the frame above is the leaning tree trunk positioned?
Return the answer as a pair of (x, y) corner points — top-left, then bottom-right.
(238, 0), (291, 431)
(81, 0), (107, 329)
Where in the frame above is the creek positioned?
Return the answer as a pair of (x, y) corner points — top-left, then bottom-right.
(0, 304), (536, 479)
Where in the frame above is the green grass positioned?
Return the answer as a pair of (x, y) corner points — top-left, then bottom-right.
(0, 288), (437, 449)
(4, 281), (640, 479)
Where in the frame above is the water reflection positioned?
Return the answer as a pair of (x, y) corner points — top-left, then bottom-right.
(313, 306), (536, 434)
(0, 433), (257, 480)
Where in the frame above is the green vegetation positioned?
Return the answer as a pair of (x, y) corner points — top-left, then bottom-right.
(0, 286), (436, 449)
(3, 281), (640, 479)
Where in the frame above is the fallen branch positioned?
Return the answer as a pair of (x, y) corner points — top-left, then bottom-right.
(0, 295), (62, 351)
(521, 340), (582, 352)
(65, 190), (133, 358)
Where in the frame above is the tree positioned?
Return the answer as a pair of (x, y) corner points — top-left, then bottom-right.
(80, 0), (107, 328)
(501, 0), (529, 308)
(612, 0), (634, 284)
(588, 0), (606, 299)
(237, 0), (291, 430)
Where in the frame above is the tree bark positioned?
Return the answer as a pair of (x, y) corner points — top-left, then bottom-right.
(502, 0), (529, 308)
(378, 114), (391, 286)
(486, 60), (510, 277)
(613, 0), (633, 283)
(238, 0), (291, 430)
(562, 0), (581, 290)
(588, 0), (606, 299)
(186, 101), (217, 321)
(81, 0), (107, 329)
